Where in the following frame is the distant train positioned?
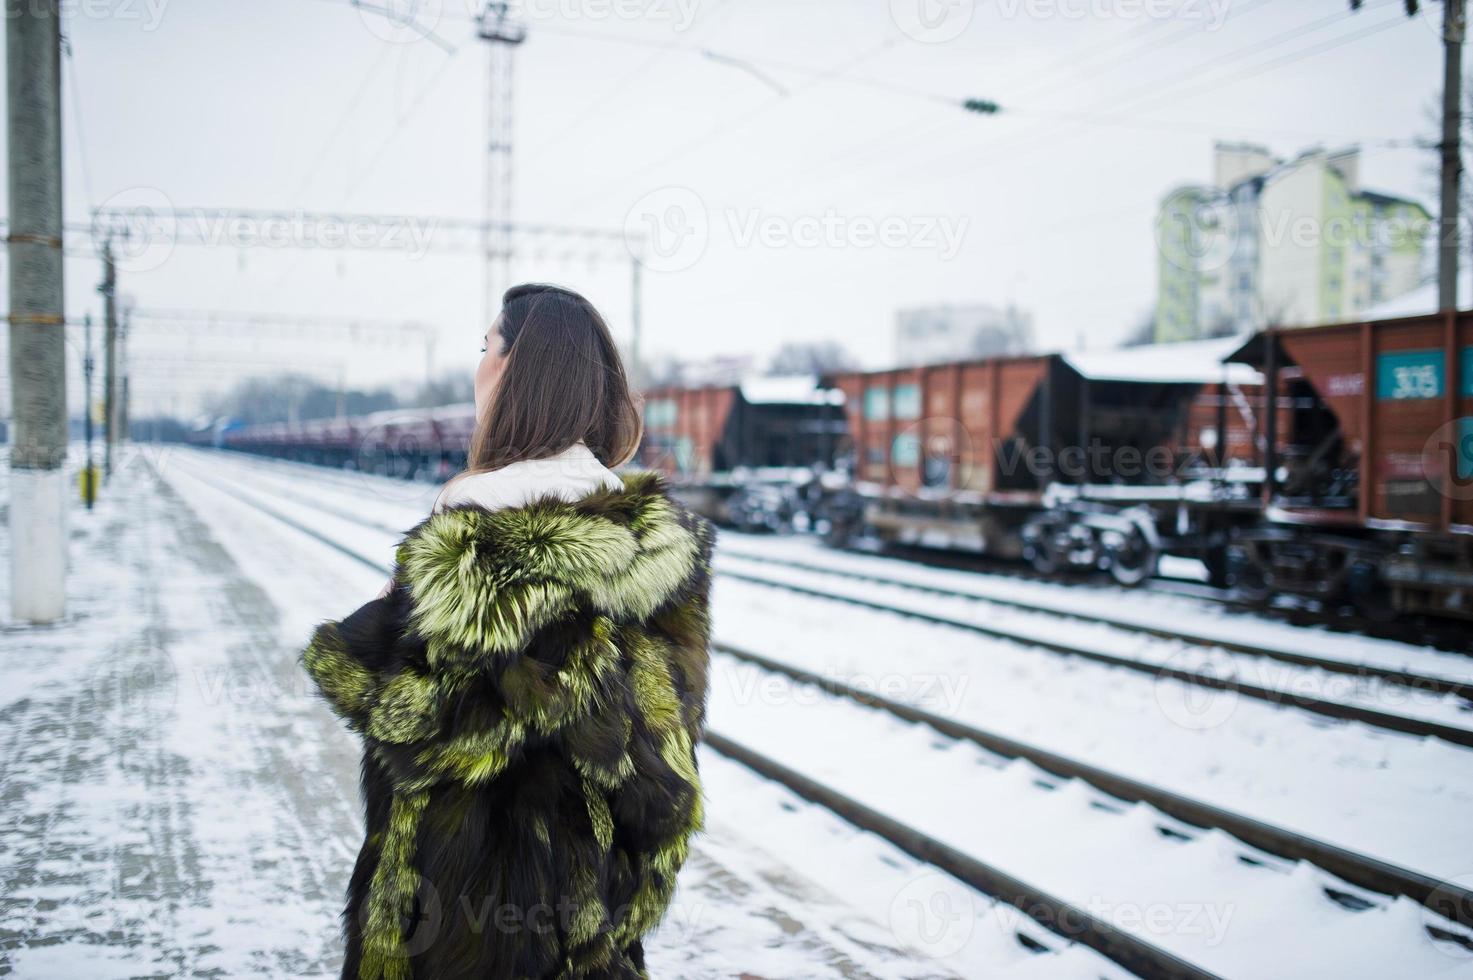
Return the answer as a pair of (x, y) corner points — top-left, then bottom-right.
(211, 311), (1473, 621)
(207, 404), (478, 478)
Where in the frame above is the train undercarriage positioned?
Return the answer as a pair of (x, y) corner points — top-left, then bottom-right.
(1228, 524), (1473, 621)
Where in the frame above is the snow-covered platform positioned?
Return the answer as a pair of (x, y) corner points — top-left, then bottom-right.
(0, 454), (1017, 979)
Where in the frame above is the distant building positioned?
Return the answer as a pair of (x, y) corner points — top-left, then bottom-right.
(1156, 143), (1430, 342)
(895, 303), (1034, 365)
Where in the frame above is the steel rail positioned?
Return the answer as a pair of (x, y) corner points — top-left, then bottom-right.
(717, 569), (1473, 749)
(718, 550), (1473, 701)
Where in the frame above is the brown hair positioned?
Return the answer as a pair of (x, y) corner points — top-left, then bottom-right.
(466, 283), (642, 473)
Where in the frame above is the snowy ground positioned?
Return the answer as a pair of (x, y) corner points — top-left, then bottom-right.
(11, 445), (1472, 978)
(165, 450), (1473, 878)
(0, 447), (1122, 978)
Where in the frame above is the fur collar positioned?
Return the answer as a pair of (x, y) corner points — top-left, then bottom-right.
(396, 470), (707, 662)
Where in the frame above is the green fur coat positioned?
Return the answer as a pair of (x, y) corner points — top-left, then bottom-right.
(302, 472), (715, 980)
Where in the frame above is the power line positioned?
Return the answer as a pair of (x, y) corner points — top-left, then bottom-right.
(1131, 7), (1414, 113)
(1004, 0), (1277, 105)
(288, 42), (396, 200)
(1082, 0), (1401, 115)
(341, 41), (468, 202)
(990, 0), (1225, 93)
(554, 36), (903, 218)
(804, 3), (1418, 203)
(519, 0), (736, 165)
(59, 24), (95, 214)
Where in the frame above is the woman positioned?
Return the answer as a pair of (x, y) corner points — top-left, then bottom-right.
(303, 284), (715, 980)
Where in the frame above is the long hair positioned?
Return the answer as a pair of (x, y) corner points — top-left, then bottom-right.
(466, 283), (642, 473)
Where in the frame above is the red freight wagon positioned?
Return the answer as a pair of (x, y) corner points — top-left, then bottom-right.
(1228, 311), (1473, 618)
(637, 377), (847, 528)
(826, 355), (1054, 497)
(822, 337), (1268, 584)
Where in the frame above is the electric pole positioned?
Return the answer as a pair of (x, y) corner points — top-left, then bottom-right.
(82, 314), (95, 509)
(1439, 0), (1465, 310)
(100, 238), (117, 477)
(118, 302), (129, 444)
(6, 0), (67, 622)
(1353, 0), (1465, 308)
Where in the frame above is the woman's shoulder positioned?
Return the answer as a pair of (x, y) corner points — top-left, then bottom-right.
(433, 454), (625, 514)
(433, 470), (514, 513)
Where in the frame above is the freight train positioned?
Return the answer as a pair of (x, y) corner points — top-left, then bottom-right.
(1225, 311), (1472, 620)
(212, 311), (1473, 621)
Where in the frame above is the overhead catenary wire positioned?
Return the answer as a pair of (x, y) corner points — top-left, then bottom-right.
(1001, 0), (1279, 105)
(765, 3), (1420, 212)
(689, 8), (1424, 332)
(59, 23), (95, 216)
(309, 0), (1427, 201)
(340, 41), (468, 203)
(552, 36), (905, 220)
(287, 42), (396, 201)
(519, 0), (736, 164)
(546, 0), (1426, 219)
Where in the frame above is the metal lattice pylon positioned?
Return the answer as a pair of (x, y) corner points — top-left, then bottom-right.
(479, 3), (526, 325)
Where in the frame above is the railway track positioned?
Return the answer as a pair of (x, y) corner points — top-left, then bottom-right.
(713, 560), (1473, 749)
(717, 548), (1473, 700)
(168, 459), (1220, 978)
(168, 453), (1473, 953)
(187, 450), (1473, 750)
(865, 540), (1473, 655)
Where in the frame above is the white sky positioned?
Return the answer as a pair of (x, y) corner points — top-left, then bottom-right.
(0, 0), (1451, 415)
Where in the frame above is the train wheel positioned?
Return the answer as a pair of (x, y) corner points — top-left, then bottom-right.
(1348, 560), (1397, 623)
(1024, 522), (1064, 576)
(1106, 528), (1158, 587)
(1226, 545), (1272, 605)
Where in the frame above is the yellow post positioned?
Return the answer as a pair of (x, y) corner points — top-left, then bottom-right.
(79, 464), (98, 506)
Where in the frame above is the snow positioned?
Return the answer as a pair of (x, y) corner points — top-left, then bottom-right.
(174, 453), (1473, 865)
(141, 448), (1098, 977)
(65, 447), (1473, 977)
(706, 653), (1473, 977)
(0, 449), (356, 976)
(739, 374), (846, 405)
(1060, 335), (1262, 385)
(715, 532), (1473, 689)
(712, 554), (1473, 733)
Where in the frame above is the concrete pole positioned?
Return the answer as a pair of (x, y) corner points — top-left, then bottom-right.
(7, 0), (67, 623)
(1440, 0), (1465, 311)
(117, 305), (129, 442)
